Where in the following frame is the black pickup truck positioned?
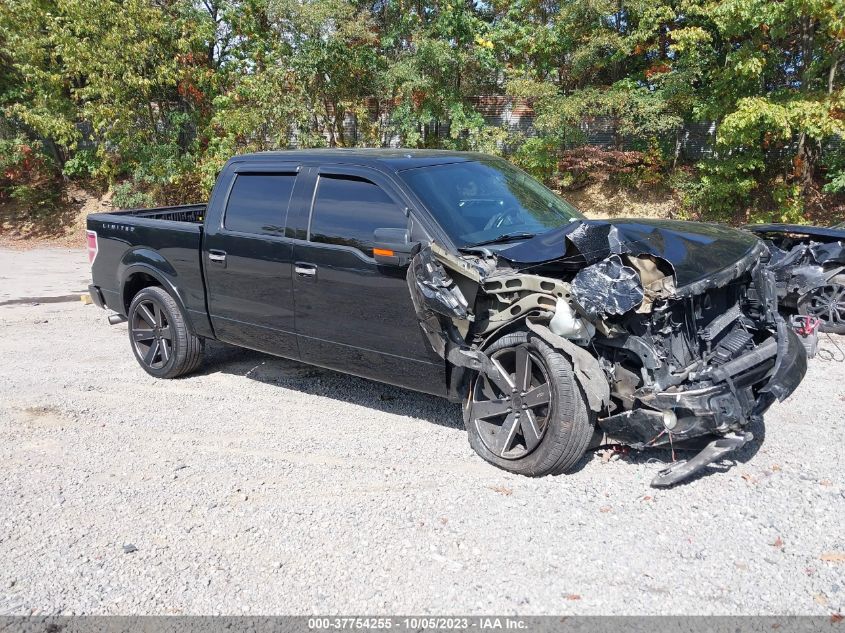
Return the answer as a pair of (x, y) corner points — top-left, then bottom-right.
(88, 150), (807, 486)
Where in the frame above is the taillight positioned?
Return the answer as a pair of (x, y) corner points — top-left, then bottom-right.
(86, 230), (98, 265)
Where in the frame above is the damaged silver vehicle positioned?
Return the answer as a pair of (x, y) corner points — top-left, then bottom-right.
(402, 155), (808, 486)
(745, 222), (845, 334)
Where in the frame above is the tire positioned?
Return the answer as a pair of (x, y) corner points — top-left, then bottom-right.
(464, 331), (594, 477)
(798, 274), (845, 334)
(128, 286), (204, 378)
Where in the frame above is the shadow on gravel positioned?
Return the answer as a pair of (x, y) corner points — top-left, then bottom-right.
(196, 341), (771, 482)
(199, 341), (465, 431)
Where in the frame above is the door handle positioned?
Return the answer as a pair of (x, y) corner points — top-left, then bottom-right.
(208, 250), (227, 263)
(295, 262), (317, 278)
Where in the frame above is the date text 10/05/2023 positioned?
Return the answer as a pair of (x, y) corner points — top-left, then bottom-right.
(308, 617), (528, 630)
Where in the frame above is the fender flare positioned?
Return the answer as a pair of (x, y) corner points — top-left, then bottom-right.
(118, 250), (192, 328)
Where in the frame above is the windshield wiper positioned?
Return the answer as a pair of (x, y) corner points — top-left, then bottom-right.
(462, 232), (536, 249)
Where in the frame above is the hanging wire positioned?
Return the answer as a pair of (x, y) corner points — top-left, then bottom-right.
(817, 333), (845, 362)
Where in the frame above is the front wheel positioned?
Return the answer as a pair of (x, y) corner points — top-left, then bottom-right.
(798, 274), (845, 334)
(464, 331), (594, 477)
(128, 286), (204, 378)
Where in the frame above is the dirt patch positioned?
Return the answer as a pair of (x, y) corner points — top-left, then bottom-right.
(0, 184), (113, 250)
(564, 181), (680, 220)
(21, 405), (74, 428)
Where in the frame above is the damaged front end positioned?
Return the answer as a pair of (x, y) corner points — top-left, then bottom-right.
(407, 221), (808, 487)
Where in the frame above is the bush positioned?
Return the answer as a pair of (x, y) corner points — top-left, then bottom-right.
(111, 182), (157, 210)
(673, 155), (762, 223)
(510, 136), (560, 182)
(822, 148), (845, 195)
(555, 146), (650, 190)
(62, 148), (103, 181)
(0, 136), (62, 215)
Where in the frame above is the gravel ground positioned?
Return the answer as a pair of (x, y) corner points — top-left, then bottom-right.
(0, 247), (844, 616)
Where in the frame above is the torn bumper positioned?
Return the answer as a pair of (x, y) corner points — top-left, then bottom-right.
(599, 324), (806, 449)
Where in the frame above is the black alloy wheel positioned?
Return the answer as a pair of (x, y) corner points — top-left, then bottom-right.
(131, 297), (173, 370)
(127, 285), (204, 378)
(465, 331), (594, 477)
(471, 344), (552, 459)
(800, 275), (845, 334)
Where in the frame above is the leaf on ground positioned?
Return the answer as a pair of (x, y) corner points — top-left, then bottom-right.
(741, 472), (757, 484)
(830, 614), (843, 624)
(814, 594), (829, 606)
(772, 536), (784, 548)
(599, 505), (612, 513)
(564, 594), (582, 601)
(489, 485), (513, 496)
(820, 552), (845, 563)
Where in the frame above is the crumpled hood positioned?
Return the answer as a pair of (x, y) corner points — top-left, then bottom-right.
(498, 218), (762, 290)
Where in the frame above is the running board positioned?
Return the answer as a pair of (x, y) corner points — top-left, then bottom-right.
(651, 432), (753, 488)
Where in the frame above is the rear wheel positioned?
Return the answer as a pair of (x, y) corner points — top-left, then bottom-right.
(128, 286), (204, 378)
(464, 331), (594, 477)
(798, 274), (845, 334)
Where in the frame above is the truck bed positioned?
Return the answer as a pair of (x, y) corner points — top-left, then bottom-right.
(87, 203), (209, 326)
(105, 203), (206, 223)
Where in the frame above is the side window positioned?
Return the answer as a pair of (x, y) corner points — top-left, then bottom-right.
(224, 173), (296, 235)
(309, 174), (407, 257)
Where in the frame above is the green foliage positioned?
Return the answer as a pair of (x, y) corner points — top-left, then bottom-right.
(767, 182), (806, 224)
(61, 148), (101, 180)
(1, 0), (844, 222)
(822, 148), (845, 194)
(676, 156), (763, 223)
(0, 135), (62, 214)
(111, 182), (156, 210)
(510, 136), (560, 182)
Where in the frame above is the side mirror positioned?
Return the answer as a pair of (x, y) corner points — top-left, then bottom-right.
(372, 228), (419, 266)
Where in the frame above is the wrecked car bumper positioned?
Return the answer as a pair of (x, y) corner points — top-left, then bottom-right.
(598, 324), (806, 449)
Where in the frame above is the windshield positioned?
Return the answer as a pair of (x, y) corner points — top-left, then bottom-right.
(399, 158), (584, 247)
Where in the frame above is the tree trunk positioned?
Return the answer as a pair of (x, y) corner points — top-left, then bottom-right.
(795, 15), (817, 193)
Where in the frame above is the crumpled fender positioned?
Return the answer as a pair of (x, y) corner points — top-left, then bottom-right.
(524, 318), (610, 412)
(759, 317), (807, 403)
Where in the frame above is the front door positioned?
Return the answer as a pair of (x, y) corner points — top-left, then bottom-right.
(291, 167), (445, 394)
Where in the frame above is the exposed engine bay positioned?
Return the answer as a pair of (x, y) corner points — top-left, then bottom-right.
(407, 220), (808, 487)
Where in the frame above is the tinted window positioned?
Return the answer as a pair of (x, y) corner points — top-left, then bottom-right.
(399, 158), (582, 247)
(224, 173), (296, 235)
(309, 175), (407, 256)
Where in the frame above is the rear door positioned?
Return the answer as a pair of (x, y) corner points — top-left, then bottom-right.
(290, 165), (445, 394)
(203, 162), (303, 358)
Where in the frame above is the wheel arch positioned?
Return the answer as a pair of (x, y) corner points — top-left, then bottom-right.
(445, 318), (535, 403)
(119, 259), (194, 335)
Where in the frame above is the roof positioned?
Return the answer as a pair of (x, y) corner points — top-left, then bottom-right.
(236, 148), (486, 171)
